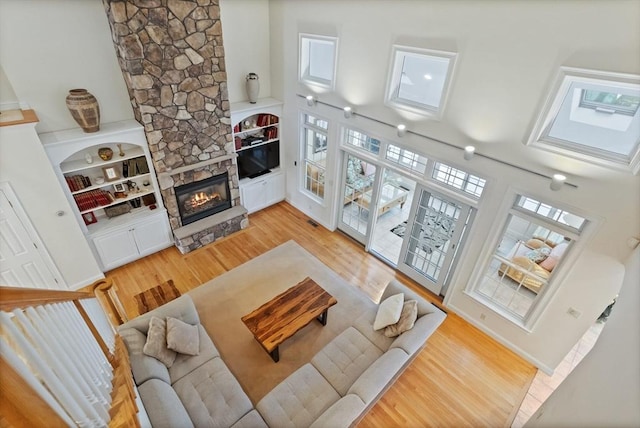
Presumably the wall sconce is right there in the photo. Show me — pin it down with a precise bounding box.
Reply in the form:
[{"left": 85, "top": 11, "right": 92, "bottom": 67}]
[
  {"left": 550, "top": 173, "right": 566, "bottom": 191},
  {"left": 397, "top": 124, "right": 407, "bottom": 137},
  {"left": 306, "top": 95, "right": 316, "bottom": 106},
  {"left": 464, "top": 146, "right": 475, "bottom": 161},
  {"left": 343, "top": 106, "right": 353, "bottom": 118}
]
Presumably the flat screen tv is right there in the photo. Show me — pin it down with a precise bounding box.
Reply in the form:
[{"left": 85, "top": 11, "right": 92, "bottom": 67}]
[{"left": 237, "top": 141, "right": 280, "bottom": 179}]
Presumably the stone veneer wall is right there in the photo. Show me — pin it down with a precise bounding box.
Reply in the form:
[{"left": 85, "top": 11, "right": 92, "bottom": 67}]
[{"left": 102, "top": 0, "right": 242, "bottom": 233}]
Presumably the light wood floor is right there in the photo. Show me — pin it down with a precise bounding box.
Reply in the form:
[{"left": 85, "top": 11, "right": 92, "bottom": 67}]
[{"left": 105, "top": 201, "right": 536, "bottom": 427}]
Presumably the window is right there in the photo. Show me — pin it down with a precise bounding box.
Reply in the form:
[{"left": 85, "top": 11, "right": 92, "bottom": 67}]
[
  {"left": 344, "top": 128, "right": 380, "bottom": 155},
  {"left": 472, "top": 195, "right": 585, "bottom": 323},
  {"left": 432, "top": 162, "right": 486, "bottom": 198},
  {"left": 527, "top": 67, "right": 640, "bottom": 173},
  {"left": 385, "top": 45, "right": 456, "bottom": 117},
  {"left": 301, "top": 113, "right": 329, "bottom": 199},
  {"left": 299, "top": 34, "right": 338, "bottom": 89},
  {"left": 385, "top": 144, "right": 428, "bottom": 176}
]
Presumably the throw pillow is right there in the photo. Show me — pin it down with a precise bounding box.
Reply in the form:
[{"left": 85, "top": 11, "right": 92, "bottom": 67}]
[
  {"left": 373, "top": 293, "right": 404, "bottom": 331},
  {"left": 143, "top": 316, "right": 177, "bottom": 368},
  {"left": 526, "top": 246, "right": 551, "bottom": 263},
  {"left": 384, "top": 300, "right": 418, "bottom": 338},
  {"left": 166, "top": 317, "right": 200, "bottom": 356}
]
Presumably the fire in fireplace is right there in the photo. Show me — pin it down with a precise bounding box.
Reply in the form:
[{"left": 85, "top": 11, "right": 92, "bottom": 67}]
[{"left": 175, "top": 173, "right": 232, "bottom": 225}]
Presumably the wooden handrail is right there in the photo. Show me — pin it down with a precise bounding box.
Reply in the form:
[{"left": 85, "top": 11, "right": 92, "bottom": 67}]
[{"left": 0, "top": 286, "right": 94, "bottom": 312}]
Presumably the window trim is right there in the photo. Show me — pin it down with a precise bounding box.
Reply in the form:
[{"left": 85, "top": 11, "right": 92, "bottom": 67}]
[
  {"left": 384, "top": 44, "right": 457, "bottom": 118},
  {"left": 300, "top": 111, "right": 330, "bottom": 202},
  {"left": 526, "top": 66, "right": 640, "bottom": 174},
  {"left": 299, "top": 33, "right": 338, "bottom": 90}
]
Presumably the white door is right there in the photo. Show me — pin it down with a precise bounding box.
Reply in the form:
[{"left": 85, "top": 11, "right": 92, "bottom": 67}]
[
  {"left": 0, "top": 188, "right": 62, "bottom": 289},
  {"left": 338, "top": 153, "right": 379, "bottom": 245},
  {"left": 398, "top": 186, "right": 472, "bottom": 295}
]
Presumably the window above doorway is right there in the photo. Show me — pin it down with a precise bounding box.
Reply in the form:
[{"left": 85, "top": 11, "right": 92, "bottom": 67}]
[
  {"left": 299, "top": 34, "right": 338, "bottom": 89},
  {"left": 385, "top": 45, "right": 457, "bottom": 118},
  {"left": 527, "top": 67, "right": 640, "bottom": 174}
]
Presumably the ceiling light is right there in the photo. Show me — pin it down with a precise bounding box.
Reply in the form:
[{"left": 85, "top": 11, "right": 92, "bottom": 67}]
[
  {"left": 306, "top": 95, "right": 316, "bottom": 106},
  {"left": 397, "top": 124, "right": 407, "bottom": 137},
  {"left": 464, "top": 146, "right": 475, "bottom": 161},
  {"left": 424, "top": 74, "right": 433, "bottom": 80},
  {"left": 343, "top": 106, "right": 353, "bottom": 118},
  {"left": 550, "top": 173, "right": 567, "bottom": 191}
]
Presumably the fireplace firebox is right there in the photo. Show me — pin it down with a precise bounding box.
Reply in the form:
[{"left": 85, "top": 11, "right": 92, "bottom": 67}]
[{"left": 175, "top": 173, "right": 232, "bottom": 225}]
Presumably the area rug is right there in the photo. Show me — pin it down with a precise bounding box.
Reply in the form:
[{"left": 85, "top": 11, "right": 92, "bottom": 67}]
[
  {"left": 390, "top": 214, "right": 454, "bottom": 254},
  {"left": 134, "top": 279, "right": 180, "bottom": 315},
  {"left": 187, "top": 240, "right": 379, "bottom": 403}
]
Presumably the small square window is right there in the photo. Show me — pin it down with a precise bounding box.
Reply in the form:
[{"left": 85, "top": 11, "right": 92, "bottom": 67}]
[
  {"left": 527, "top": 67, "right": 640, "bottom": 174},
  {"left": 299, "top": 34, "right": 338, "bottom": 89},
  {"left": 385, "top": 45, "right": 456, "bottom": 118}
]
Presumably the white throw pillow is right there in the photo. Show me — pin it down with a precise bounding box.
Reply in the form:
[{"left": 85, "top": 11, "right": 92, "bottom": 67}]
[
  {"left": 373, "top": 293, "right": 404, "bottom": 331},
  {"left": 143, "top": 316, "right": 177, "bottom": 367},
  {"left": 166, "top": 317, "right": 200, "bottom": 356}
]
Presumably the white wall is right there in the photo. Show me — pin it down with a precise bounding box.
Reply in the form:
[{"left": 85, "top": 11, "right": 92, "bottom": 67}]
[
  {"left": 220, "top": 0, "right": 272, "bottom": 103},
  {"left": 269, "top": 0, "right": 640, "bottom": 372},
  {"left": 0, "top": 0, "right": 133, "bottom": 134},
  {"left": 0, "top": 124, "right": 104, "bottom": 289},
  {"left": 0, "top": 64, "right": 18, "bottom": 109},
  {"left": 527, "top": 247, "right": 640, "bottom": 427}
]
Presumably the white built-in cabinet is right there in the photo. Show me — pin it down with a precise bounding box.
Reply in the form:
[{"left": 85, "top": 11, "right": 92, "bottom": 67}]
[
  {"left": 231, "top": 98, "right": 285, "bottom": 214},
  {"left": 41, "top": 120, "right": 172, "bottom": 272}
]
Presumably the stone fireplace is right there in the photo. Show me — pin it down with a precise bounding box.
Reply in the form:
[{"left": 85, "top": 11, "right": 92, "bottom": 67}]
[{"left": 102, "top": 0, "right": 248, "bottom": 253}]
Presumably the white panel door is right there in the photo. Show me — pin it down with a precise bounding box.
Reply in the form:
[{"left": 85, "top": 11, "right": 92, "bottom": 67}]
[{"left": 0, "top": 189, "right": 60, "bottom": 288}]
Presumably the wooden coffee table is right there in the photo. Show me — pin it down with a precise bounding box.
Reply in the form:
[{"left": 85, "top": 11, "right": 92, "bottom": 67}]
[{"left": 241, "top": 277, "right": 337, "bottom": 362}]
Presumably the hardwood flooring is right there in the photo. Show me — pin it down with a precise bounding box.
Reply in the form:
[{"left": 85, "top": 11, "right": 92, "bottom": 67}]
[{"left": 105, "top": 201, "right": 536, "bottom": 427}]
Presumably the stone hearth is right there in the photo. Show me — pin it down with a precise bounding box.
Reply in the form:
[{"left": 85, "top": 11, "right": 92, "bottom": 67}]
[{"left": 103, "top": 0, "right": 247, "bottom": 252}]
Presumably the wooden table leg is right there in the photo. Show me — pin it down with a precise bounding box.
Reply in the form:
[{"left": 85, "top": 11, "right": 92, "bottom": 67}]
[{"left": 269, "top": 346, "right": 279, "bottom": 363}]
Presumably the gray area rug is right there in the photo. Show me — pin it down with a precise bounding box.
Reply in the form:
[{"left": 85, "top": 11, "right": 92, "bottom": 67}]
[
  {"left": 390, "top": 214, "right": 454, "bottom": 254},
  {"left": 188, "top": 240, "right": 379, "bottom": 403}
]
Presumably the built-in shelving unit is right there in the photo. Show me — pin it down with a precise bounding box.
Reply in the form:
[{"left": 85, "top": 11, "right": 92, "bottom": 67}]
[
  {"left": 231, "top": 98, "right": 285, "bottom": 213},
  {"left": 41, "top": 120, "right": 173, "bottom": 271}
]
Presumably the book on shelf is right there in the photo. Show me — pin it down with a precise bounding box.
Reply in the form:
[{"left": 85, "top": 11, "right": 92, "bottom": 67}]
[{"left": 65, "top": 174, "right": 91, "bottom": 192}]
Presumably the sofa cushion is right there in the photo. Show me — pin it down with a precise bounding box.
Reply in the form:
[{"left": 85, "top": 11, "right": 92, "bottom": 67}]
[
  {"left": 384, "top": 300, "right": 418, "bottom": 338},
  {"left": 231, "top": 410, "right": 268, "bottom": 428},
  {"left": 347, "top": 348, "right": 410, "bottom": 405},
  {"left": 138, "top": 379, "right": 194, "bottom": 428},
  {"left": 311, "top": 327, "right": 383, "bottom": 396},
  {"left": 256, "top": 363, "right": 340, "bottom": 428},
  {"left": 143, "top": 316, "right": 177, "bottom": 368},
  {"left": 169, "top": 324, "right": 219, "bottom": 384},
  {"left": 373, "top": 293, "right": 404, "bottom": 330},
  {"left": 352, "top": 311, "right": 395, "bottom": 352},
  {"left": 119, "top": 294, "right": 200, "bottom": 335},
  {"left": 173, "top": 357, "right": 253, "bottom": 428},
  {"left": 166, "top": 317, "right": 200, "bottom": 356},
  {"left": 120, "top": 327, "right": 170, "bottom": 385},
  {"left": 309, "top": 394, "right": 366, "bottom": 428},
  {"left": 381, "top": 279, "right": 438, "bottom": 318}
]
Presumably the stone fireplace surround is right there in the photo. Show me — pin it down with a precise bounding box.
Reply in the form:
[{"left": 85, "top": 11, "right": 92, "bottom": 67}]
[{"left": 102, "top": 0, "right": 248, "bottom": 254}]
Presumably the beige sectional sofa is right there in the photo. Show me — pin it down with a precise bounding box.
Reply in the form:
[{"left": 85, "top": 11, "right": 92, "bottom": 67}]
[{"left": 119, "top": 279, "right": 446, "bottom": 427}]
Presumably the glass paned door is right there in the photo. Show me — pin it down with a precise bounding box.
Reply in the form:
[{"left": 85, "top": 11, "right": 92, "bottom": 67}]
[
  {"left": 338, "top": 153, "right": 377, "bottom": 244},
  {"left": 398, "top": 186, "right": 471, "bottom": 295}
]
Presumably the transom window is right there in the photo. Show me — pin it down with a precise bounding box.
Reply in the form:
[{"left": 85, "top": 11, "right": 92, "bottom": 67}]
[
  {"left": 301, "top": 113, "right": 329, "bottom": 200},
  {"left": 385, "top": 144, "right": 428, "bottom": 176},
  {"left": 385, "top": 45, "right": 456, "bottom": 117},
  {"left": 344, "top": 128, "right": 380, "bottom": 155},
  {"left": 527, "top": 67, "right": 640, "bottom": 173},
  {"left": 299, "top": 34, "right": 338, "bottom": 89},
  {"left": 471, "top": 194, "right": 586, "bottom": 324},
  {"left": 432, "top": 162, "right": 486, "bottom": 198}
]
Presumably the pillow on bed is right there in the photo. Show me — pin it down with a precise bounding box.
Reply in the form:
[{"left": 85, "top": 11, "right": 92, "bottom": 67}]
[{"left": 526, "top": 246, "right": 551, "bottom": 263}]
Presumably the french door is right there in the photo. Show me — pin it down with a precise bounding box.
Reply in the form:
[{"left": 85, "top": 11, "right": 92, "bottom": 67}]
[
  {"left": 337, "top": 153, "right": 378, "bottom": 244},
  {"left": 398, "top": 186, "right": 472, "bottom": 295}
]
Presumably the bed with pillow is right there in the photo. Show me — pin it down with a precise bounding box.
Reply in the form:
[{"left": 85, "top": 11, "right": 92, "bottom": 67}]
[{"left": 498, "top": 237, "right": 569, "bottom": 294}]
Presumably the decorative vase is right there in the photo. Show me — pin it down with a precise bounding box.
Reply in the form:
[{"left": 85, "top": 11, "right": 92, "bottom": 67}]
[
  {"left": 65, "top": 89, "right": 100, "bottom": 133},
  {"left": 246, "top": 73, "right": 260, "bottom": 104},
  {"left": 98, "top": 147, "right": 113, "bottom": 161}
]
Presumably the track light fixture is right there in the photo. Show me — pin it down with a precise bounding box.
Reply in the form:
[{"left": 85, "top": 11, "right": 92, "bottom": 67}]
[
  {"left": 306, "top": 95, "right": 316, "bottom": 106},
  {"left": 550, "top": 173, "right": 566, "bottom": 191},
  {"left": 343, "top": 106, "right": 353, "bottom": 118},
  {"left": 397, "top": 124, "right": 407, "bottom": 137},
  {"left": 464, "top": 146, "right": 475, "bottom": 161}
]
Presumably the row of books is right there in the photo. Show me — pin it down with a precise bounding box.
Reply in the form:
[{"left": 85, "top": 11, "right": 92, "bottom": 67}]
[
  {"left": 256, "top": 114, "right": 278, "bottom": 127},
  {"left": 73, "top": 189, "right": 114, "bottom": 212},
  {"left": 65, "top": 175, "right": 92, "bottom": 192}
]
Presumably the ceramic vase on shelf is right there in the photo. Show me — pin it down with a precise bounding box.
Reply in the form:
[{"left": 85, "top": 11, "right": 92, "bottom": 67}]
[
  {"left": 246, "top": 73, "right": 259, "bottom": 104},
  {"left": 65, "top": 89, "right": 100, "bottom": 133}
]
